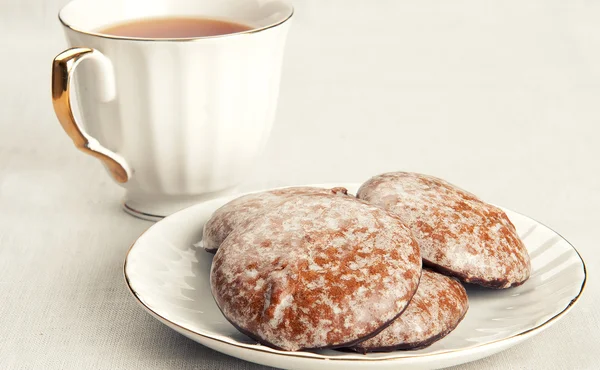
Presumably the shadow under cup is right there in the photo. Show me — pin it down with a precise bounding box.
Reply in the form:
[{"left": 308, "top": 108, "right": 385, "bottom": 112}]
[{"left": 53, "top": 0, "right": 293, "bottom": 221}]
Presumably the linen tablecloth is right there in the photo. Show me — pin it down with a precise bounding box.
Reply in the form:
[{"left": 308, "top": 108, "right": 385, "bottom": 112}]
[{"left": 1, "top": 1, "right": 598, "bottom": 368}]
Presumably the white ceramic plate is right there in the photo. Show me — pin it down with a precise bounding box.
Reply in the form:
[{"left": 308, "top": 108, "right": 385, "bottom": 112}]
[{"left": 124, "top": 184, "right": 586, "bottom": 370}]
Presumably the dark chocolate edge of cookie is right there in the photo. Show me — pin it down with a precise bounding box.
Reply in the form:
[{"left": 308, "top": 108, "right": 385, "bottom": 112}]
[
  {"left": 327, "top": 277, "right": 420, "bottom": 350},
  {"left": 221, "top": 298, "right": 415, "bottom": 352},
  {"left": 346, "top": 294, "right": 470, "bottom": 354},
  {"left": 423, "top": 259, "right": 527, "bottom": 289},
  {"left": 324, "top": 267, "right": 424, "bottom": 350},
  {"left": 211, "top": 269, "right": 422, "bottom": 352}
]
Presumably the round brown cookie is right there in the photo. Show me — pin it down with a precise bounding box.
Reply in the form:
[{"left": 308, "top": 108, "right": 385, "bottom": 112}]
[
  {"left": 210, "top": 194, "right": 422, "bottom": 351},
  {"left": 201, "top": 187, "right": 349, "bottom": 253},
  {"left": 357, "top": 172, "right": 530, "bottom": 289},
  {"left": 350, "top": 270, "right": 468, "bottom": 352}
]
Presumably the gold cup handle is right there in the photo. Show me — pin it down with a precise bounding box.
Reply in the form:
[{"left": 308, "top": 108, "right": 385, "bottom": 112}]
[{"left": 52, "top": 47, "right": 130, "bottom": 183}]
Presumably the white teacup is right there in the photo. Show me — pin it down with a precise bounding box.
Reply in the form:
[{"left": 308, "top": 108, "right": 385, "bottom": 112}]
[{"left": 52, "top": 0, "right": 293, "bottom": 220}]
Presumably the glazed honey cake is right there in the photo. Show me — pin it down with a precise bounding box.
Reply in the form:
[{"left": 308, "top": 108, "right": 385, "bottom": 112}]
[
  {"left": 210, "top": 194, "right": 422, "bottom": 351},
  {"left": 357, "top": 172, "right": 530, "bottom": 289}
]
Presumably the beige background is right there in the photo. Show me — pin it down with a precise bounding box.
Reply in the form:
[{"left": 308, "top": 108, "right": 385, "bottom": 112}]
[{"left": 0, "top": 0, "right": 598, "bottom": 369}]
